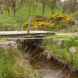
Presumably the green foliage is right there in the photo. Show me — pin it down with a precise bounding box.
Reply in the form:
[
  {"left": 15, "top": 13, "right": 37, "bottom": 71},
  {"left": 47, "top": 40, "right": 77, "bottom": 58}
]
[
  {"left": 0, "top": 0, "right": 76, "bottom": 31},
  {"left": 0, "top": 0, "right": 64, "bottom": 31},
  {"left": 43, "top": 35, "right": 78, "bottom": 70},
  {"left": 0, "top": 48, "right": 16, "bottom": 78},
  {"left": 0, "top": 47, "right": 41, "bottom": 78}
]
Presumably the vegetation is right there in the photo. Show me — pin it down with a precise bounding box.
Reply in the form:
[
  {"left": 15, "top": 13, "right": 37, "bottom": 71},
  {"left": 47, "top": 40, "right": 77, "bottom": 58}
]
[
  {"left": 0, "top": 0, "right": 78, "bottom": 78},
  {"left": 0, "top": 0, "right": 77, "bottom": 31},
  {"left": 43, "top": 35, "right": 78, "bottom": 70},
  {"left": 29, "top": 14, "right": 74, "bottom": 31},
  {"left": 0, "top": 43, "right": 41, "bottom": 78}
]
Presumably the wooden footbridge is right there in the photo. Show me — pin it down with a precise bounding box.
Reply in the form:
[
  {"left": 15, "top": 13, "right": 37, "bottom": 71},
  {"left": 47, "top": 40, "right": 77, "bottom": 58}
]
[
  {"left": 0, "top": 30, "right": 77, "bottom": 40},
  {"left": 0, "top": 16, "right": 78, "bottom": 39},
  {"left": 0, "top": 30, "right": 55, "bottom": 39},
  {"left": 0, "top": 17, "right": 55, "bottom": 39}
]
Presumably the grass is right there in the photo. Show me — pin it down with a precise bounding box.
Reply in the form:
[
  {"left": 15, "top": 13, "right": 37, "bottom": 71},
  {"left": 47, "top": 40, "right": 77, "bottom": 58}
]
[
  {"left": 0, "top": 4, "right": 65, "bottom": 31},
  {"left": 43, "top": 35, "right": 78, "bottom": 70},
  {"left": 0, "top": 4, "right": 50, "bottom": 30},
  {"left": 0, "top": 43, "right": 41, "bottom": 78}
]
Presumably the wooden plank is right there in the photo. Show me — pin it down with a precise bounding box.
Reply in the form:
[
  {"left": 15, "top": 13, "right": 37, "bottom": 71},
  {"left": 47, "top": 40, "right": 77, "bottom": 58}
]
[
  {"left": 0, "top": 31, "right": 77, "bottom": 37},
  {"left": 0, "top": 31, "right": 55, "bottom": 35}
]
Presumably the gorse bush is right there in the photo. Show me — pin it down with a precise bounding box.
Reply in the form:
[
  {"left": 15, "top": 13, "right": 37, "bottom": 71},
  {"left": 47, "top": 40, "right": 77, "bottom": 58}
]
[{"left": 25, "top": 14, "right": 74, "bottom": 31}]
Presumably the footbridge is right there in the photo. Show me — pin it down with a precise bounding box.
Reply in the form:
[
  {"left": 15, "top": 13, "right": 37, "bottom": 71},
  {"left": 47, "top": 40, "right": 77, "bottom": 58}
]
[
  {"left": 0, "top": 31, "right": 77, "bottom": 38},
  {"left": 0, "top": 30, "right": 55, "bottom": 39}
]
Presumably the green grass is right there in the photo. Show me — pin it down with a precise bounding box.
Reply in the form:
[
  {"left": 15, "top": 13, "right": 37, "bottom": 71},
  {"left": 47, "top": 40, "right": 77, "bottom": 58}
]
[
  {"left": 0, "top": 45, "right": 41, "bottom": 78},
  {"left": 43, "top": 35, "right": 78, "bottom": 70},
  {"left": 0, "top": 4, "right": 57, "bottom": 31}
]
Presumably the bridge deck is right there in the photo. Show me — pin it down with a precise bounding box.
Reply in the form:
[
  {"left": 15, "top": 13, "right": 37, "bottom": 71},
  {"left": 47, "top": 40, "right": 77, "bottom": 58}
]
[
  {"left": 0, "top": 31, "right": 55, "bottom": 35},
  {"left": 0, "top": 31, "right": 77, "bottom": 38}
]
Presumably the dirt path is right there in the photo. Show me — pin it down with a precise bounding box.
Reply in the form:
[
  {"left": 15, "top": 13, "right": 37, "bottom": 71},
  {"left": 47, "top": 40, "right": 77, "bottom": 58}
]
[
  {"left": 29, "top": 55, "right": 78, "bottom": 78},
  {"left": 29, "top": 55, "right": 64, "bottom": 78},
  {"left": 38, "top": 68, "right": 63, "bottom": 78}
]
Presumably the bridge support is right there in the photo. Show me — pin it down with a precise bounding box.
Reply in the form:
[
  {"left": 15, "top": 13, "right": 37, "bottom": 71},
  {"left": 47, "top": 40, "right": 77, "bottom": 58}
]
[{"left": 17, "top": 36, "right": 44, "bottom": 58}]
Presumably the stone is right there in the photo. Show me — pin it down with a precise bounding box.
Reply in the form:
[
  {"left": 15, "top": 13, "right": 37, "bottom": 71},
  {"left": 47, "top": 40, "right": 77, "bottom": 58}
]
[
  {"left": 69, "top": 47, "right": 77, "bottom": 54},
  {"left": 57, "top": 40, "right": 64, "bottom": 46}
]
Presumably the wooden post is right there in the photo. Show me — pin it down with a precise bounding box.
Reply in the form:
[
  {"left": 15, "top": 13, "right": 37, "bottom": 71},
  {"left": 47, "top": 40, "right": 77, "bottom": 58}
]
[{"left": 27, "top": 16, "right": 33, "bottom": 33}]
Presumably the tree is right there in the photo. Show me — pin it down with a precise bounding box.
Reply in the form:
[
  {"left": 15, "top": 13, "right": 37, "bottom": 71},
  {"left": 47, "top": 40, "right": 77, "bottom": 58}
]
[
  {"left": 0, "top": 0, "right": 16, "bottom": 16},
  {"left": 0, "top": 1, "right": 4, "bottom": 14},
  {"left": 11, "top": 0, "right": 16, "bottom": 16},
  {"left": 60, "top": 0, "right": 78, "bottom": 13}
]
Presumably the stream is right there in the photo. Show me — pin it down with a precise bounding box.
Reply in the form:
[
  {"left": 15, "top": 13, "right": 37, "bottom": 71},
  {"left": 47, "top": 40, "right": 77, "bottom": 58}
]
[
  {"left": 0, "top": 40, "right": 78, "bottom": 78},
  {"left": 21, "top": 39, "right": 78, "bottom": 78}
]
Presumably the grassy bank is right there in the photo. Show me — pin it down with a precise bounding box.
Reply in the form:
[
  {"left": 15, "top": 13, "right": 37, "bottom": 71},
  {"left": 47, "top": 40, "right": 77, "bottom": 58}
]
[
  {"left": 43, "top": 35, "right": 78, "bottom": 71},
  {"left": 0, "top": 42, "right": 41, "bottom": 78}
]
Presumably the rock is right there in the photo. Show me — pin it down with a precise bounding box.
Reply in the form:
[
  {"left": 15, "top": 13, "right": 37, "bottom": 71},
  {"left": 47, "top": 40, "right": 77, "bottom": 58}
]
[
  {"left": 57, "top": 40, "right": 64, "bottom": 46},
  {"left": 69, "top": 47, "right": 77, "bottom": 54},
  {"left": 43, "top": 50, "right": 52, "bottom": 60},
  {"left": 8, "top": 41, "right": 17, "bottom": 48},
  {"left": 0, "top": 41, "right": 17, "bottom": 48}
]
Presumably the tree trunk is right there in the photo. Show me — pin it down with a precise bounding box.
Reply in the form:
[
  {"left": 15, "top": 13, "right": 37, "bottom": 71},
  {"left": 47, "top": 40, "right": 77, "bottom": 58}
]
[{"left": 42, "top": 3, "right": 45, "bottom": 16}]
